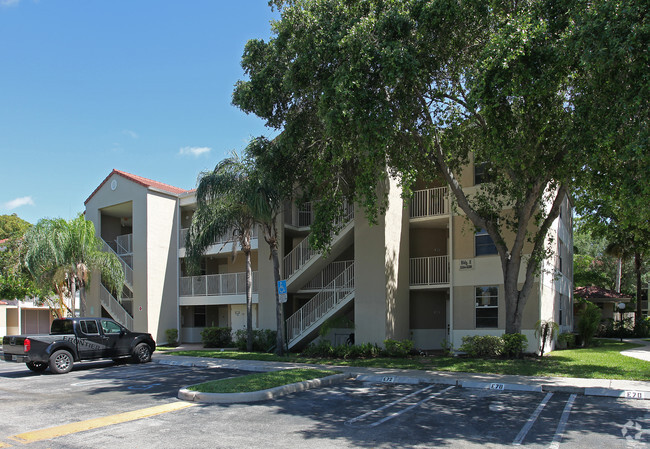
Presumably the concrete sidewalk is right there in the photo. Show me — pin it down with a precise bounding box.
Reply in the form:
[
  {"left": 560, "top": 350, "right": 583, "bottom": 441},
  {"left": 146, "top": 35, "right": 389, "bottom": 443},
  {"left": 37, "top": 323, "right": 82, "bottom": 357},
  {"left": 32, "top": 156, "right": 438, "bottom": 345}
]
[{"left": 155, "top": 339, "right": 650, "bottom": 402}]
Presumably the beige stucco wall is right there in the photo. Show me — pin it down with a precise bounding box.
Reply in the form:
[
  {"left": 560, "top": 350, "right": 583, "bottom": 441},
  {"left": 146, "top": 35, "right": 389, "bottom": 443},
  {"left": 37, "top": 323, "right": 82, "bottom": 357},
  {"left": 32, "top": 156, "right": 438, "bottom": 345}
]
[
  {"left": 354, "top": 177, "right": 410, "bottom": 346},
  {"left": 85, "top": 173, "right": 148, "bottom": 328},
  {"left": 146, "top": 192, "right": 179, "bottom": 343}
]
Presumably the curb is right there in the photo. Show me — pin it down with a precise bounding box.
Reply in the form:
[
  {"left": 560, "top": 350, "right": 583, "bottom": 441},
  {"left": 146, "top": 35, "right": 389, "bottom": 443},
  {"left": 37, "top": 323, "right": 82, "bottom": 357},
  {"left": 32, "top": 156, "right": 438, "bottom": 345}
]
[{"left": 178, "top": 372, "right": 351, "bottom": 403}]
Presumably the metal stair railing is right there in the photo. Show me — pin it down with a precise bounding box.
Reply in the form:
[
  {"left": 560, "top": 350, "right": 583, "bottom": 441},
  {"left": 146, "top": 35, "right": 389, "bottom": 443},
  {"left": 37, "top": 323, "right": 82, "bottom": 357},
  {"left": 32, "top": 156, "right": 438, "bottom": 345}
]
[
  {"left": 286, "top": 263, "right": 354, "bottom": 344},
  {"left": 101, "top": 238, "right": 134, "bottom": 288},
  {"left": 282, "top": 203, "right": 354, "bottom": 279},
  {"left": 99, "top": 284, "right": 134, "bottom": 330}
]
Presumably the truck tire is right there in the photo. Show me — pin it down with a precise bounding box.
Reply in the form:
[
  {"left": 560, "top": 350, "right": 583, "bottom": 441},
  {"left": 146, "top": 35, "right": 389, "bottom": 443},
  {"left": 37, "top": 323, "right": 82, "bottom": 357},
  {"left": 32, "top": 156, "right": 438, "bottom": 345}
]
[
  {"left": 132, "top": 343, "right": 152, "bottom": 364},
  {"left": 49, "top": 350, "right": 73, "bottom": 374},
  {"left": 26, "top": 361, "right": 48, "bottom": 373}
]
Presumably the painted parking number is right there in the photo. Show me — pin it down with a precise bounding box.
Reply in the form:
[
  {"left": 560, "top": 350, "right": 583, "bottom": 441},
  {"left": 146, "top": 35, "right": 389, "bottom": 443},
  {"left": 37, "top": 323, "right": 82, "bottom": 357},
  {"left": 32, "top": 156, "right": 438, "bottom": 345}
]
[
  {"left": 490, "top": 383, "right": 505, "bottom": 390},
  {"left": 625, "top": 391, "right": 644, "bottom": 400},
  {"left": 382, "top": 376, "right": 396, "bottom": 383},
  {"left": 128, "top": 383, "right": 162, "bottom": 391}
]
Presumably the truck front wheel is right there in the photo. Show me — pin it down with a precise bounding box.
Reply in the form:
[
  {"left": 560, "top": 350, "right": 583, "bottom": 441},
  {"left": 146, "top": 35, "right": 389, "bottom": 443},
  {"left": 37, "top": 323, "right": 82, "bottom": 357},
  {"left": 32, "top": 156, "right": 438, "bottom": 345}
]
[
  {"left": 132, "top": 343, "right": 152, "bottom": 363},
  {"left": 26, "top": 361, "right": 48, "bottom": 373},
  {"left": 49, "top": 350, "right": 73, "bottom": 374}
]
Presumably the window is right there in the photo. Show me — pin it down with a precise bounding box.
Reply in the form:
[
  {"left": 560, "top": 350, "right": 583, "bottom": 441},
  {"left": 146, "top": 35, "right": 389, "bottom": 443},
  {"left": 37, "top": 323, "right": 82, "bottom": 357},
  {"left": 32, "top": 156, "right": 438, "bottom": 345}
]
[
  {"left": 80, "top": 320, "right": 99, "bottom": 335},
  {"left": 475, "top": 286, "right": 499, "bottom": 328},
  {"left": 475, "top": 229, "right": 497, "bottom": 256},
  {"left": 101, "top": 320, "right": 123, "bottom": 334},
  {"left": 194, "top": 306, "right": 206, "bottom": 327},
  {"left": 474, "top": 162, "right": 493, "bottom": 185}
]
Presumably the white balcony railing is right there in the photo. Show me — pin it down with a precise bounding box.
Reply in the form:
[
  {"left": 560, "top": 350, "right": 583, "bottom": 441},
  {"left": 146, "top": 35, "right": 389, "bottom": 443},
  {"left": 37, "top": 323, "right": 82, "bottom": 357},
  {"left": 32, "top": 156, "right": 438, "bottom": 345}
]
[
  {"left": 179, "top": 272, "right": 258, "bottom": 297},
  {"left": 286, "top": 263, "right": 355, "bottom": 343},
  {"left": 283, "top": 203, "right": 354, "bottom": 279},
  {"left": 410, "top": 255, "right": 450, "bottom": 286},
  {"left": 410, "top": 187, "right": 449, "bottom": 218},
  {"left": 179, "top": 227, "right": 258, "bottom": 250}
]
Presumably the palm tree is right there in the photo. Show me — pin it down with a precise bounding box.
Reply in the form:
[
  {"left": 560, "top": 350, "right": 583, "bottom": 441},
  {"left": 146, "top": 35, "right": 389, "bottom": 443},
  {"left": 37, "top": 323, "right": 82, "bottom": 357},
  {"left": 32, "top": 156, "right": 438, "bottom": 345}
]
[
  {"left": 249, "top": 159, "right": 287, "bottom": 355},
  {"left": 187, "top": 154, "right": 258, "bottom": 352},
  {"left": 23, "top": 215, "right": 124, "bottom": 317}
]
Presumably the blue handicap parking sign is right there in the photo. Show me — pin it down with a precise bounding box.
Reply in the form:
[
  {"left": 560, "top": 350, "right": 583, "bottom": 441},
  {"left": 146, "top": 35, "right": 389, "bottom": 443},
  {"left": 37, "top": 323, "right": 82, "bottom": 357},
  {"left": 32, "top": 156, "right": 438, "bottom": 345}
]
[{"left": 277, "top": 280, "right": 287, "bottom": 295}]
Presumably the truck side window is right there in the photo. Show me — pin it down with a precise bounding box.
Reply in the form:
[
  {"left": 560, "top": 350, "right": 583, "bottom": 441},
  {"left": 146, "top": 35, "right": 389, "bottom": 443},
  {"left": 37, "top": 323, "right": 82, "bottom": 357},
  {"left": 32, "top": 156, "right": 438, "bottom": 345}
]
[
  {"left": 80, "top": 320, "right": 99, "bottom": 335},
  {"left": 101, "top": 320, "right": 122, "bottom": 334},
  {"left": 51, "top": 320, "right": 74, "bottom": 334}
]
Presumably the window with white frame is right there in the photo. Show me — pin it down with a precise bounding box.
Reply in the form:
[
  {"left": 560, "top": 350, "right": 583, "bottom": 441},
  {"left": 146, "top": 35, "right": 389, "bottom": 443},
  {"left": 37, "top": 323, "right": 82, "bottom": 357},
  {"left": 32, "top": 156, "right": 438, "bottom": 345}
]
[
  {"left": 475, "top": 228, "right": 498, "bottom": 256},
  {"left": 475, "top": 286, "right": 499, "bottom": 328}
]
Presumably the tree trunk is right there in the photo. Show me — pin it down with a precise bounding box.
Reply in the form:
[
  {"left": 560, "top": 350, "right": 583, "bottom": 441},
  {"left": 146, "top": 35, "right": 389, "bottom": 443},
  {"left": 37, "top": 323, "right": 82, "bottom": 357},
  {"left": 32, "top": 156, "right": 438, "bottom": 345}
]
[
  {"left": 245, "top": 248, "right": 253, "bottom": 352},
  {"left": 271, "top": 245, "right": 285, "bottom": 355},
  {"left": 79, "top": 281, "right": 87, "bottom": 317},
  {"left": 503, "top": 258, "right": 526, "bottom": 335},
  {"left": 69, "top": 277, "right": 76, "bottom": 317},
  {"left": 616, "top": 257, "right": 622, "bottom": 293}
]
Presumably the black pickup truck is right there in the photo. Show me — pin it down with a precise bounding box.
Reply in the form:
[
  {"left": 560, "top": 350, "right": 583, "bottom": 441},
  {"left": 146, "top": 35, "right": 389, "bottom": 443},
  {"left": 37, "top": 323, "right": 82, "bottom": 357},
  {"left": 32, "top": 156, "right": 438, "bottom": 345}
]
[{"left": 2, "top": 317, "right": 156, "bottom": 374}]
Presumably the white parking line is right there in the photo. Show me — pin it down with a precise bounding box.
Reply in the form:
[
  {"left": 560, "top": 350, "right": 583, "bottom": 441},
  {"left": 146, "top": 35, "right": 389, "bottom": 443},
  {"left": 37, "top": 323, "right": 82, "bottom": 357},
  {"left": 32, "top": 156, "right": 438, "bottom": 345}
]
[
  {"left": 513, "top": 392, "right": 554, "bottom": 445},
  {"left": 345, "top": 384, "right": 437, "bottom": 426},
  {"left": 549, "top": 394, "right": 577, "bottom": 449},
  {"left": 345, "top": 385, "right": 455, "bottom": 428},
  {"left": 369, "top": 386, "right": 455, "bottom": 427}
]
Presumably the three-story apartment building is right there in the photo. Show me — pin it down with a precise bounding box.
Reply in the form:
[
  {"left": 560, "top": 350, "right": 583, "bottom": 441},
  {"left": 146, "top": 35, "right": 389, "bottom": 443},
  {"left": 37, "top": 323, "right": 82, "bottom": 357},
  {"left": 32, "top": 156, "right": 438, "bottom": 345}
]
[{"left": 84, "top": 167, "right": 573, "bottom": 353}]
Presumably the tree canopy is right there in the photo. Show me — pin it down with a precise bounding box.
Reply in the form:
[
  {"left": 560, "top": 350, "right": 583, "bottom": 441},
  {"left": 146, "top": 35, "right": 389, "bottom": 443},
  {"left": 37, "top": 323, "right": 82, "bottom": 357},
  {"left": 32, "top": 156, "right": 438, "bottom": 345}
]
[
  {"left": 0, "top": 214, "right": 32, "bottom": 240},
  {"left": 23, "top": 215, "right": 124, "bottom": 317},
  {"left": 234, "top": 0, "right": 629, "bottom": 333}
]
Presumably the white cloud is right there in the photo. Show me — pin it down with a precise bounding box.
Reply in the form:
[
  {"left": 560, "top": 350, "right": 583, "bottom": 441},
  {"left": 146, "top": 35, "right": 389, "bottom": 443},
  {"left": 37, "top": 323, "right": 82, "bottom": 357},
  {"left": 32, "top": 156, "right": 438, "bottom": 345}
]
[
  {"left": 179, "top": 146, "right": 211, "bottom": 157},
  {"left": 0, "top": 0, "right": 21, "bottom": 7},
  {"left": 4, "top": 196, "right": 34, "bottom": 210},
  {"left": 123, "top": 129, "right": 139, "bottom": 139}
]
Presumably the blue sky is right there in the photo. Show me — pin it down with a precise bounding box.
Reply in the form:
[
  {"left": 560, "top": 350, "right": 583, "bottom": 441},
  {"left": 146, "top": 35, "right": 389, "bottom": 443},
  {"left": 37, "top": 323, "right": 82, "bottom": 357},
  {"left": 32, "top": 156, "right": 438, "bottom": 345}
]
[{"left": 0, "top": 0, "right": 279, "bottom": 224}]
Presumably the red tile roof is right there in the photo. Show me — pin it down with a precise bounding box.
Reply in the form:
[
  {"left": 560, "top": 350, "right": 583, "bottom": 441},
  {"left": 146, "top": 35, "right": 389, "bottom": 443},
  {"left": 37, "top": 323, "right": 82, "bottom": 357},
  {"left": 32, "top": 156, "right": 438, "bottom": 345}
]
[
  {"left": 85, "top": 169, "right": 190, "bottom": 205},
  {"left": 574, "top": 285, "right": 632, "bottom": 301}
]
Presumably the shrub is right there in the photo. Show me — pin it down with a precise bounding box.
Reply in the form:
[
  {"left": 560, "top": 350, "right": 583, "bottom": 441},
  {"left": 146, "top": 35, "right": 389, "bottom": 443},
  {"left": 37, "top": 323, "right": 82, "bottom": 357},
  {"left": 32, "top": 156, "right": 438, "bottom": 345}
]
[
  {"left": 634, "top": 317, "right": 650, "bottom": 338},
  {"left": 502, "top": 333, "right": 528, "bottom": 358},
  {"left": 577, "top": 302, "right": 602, "bottom": 347},
  {"left": 460, "top": 335, "right": 504, "bottom": 358},
  {"left": 165, "top": 328, "right": 179, "bottom": 347},
  {"left": 301, "top": 341, "right": 381, "bottom": 359},
  {"left": 233, "top": 329, "right": 277, "bottom": 352},
  {"left": 556, "top": 332, "right": 576, "bottom": 349},
  {"left": 383, "top": 339, "right": 414, "bottom": 357},
  {"left": 201, "top": 327, "right": 233, "bottom": 348},
  {"left": 301, "top": 340, "right": 333, "bottom": 357},
  {"left": 440, "top": 338, "right": 454, "bottom": 356}
]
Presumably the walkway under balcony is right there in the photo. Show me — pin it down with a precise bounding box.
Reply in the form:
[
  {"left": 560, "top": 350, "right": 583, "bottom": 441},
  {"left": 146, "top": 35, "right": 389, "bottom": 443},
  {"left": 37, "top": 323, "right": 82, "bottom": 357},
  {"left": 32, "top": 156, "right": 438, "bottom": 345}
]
[{"left": 179, "top": 272, "right": 259, "bottom": 306}]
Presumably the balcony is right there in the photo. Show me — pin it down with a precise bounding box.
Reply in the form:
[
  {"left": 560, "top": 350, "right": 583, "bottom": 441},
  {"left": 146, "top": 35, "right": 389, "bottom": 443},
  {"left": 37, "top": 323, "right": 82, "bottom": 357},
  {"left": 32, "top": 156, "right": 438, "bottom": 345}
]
[
  {"left": 178, "top": 227, "right": 258, "bottom": 254},
  {"left": 410, "top": 187, "right": 449, "bottom": 219},
  {"left": 180, "top": 272, "right": 259, "bottom": 298},
  {"left": 410, "top": 255, "right": 450, "bottom": 287}
]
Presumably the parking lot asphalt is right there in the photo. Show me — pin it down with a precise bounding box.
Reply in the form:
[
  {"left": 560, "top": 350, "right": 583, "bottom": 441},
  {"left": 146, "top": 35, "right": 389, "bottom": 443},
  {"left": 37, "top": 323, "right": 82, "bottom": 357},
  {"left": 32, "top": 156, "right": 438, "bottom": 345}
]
[
  {"left": 156, "top": 338, "right": 650, "bottom": 403},
  {"left": 1, "top": 355, "right": 649, "bottom": 448}
]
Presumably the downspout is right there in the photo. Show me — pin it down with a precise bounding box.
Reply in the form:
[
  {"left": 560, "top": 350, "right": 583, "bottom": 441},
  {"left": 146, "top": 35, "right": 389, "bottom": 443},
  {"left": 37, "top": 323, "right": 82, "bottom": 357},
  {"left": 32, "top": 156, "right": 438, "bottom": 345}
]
[
  {"left": 176, "top": 197, "right": 181, "bottom": 344},
  {"left": 448, "top": 191, "right": 454, "bottom": 348}
]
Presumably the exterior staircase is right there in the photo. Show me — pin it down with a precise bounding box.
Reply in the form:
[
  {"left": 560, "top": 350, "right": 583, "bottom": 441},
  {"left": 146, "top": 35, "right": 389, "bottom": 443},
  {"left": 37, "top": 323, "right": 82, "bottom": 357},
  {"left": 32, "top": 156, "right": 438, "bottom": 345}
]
[
  {"left": 283, "top": 205, "right": 354, "bottom": 292},
  {"left": 100, "top": 235, "right": 135, "bottom": 329},
  {"left": 286, "top": 262, "right": 355, "bottom": 350}
]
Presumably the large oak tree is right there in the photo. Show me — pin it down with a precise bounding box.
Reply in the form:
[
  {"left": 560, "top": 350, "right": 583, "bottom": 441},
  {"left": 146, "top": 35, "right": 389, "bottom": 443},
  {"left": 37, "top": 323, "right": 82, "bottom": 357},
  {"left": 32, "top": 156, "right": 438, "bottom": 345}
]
[{"left": 233, "top": 0, "right": 645, "bottom": 334}]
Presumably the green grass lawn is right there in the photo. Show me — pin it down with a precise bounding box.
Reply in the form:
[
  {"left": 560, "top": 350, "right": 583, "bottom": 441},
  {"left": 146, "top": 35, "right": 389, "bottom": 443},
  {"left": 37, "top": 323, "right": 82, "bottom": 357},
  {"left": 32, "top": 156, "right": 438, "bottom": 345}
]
[
  {"left": 161, "top": 339, "right": 650, "bottom": 381},
  {"left": 188, "top": 368, "right": 338, "bottom": 393}
]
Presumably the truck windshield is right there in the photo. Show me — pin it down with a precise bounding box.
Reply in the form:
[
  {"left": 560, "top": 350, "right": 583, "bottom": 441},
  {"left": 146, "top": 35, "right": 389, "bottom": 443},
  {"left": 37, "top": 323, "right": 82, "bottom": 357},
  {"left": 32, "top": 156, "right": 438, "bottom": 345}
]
[{"left": 51, "top": 320, "right": 74, "bottom": 334}]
